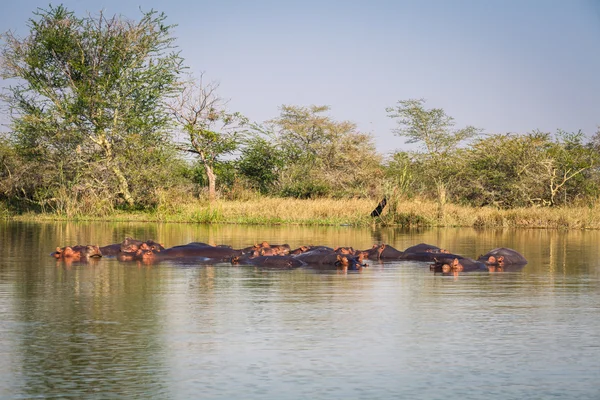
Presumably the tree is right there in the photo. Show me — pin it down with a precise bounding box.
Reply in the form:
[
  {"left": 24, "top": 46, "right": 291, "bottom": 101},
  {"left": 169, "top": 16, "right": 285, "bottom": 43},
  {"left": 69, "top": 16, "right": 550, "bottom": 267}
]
[
  {"left": 237, "top": 137, "right": 283, "bottom": 194},
  {"left": 386, "top": 99, "right": 480, "bottom": 158},
  {"left": 386, "top": 99, "right": 481, "bottom": 210},
  {"left": 0, "top": 5, "right": 184, "bottom": 207},
  {"left": 168, "top": 76, "right": 248, "bottom": 202},
  {"left": 269, "top": 105, "right": 382, "bottom": 198},
  {"left": 544, "top": 130, "right": 597, "bottom": 206}
]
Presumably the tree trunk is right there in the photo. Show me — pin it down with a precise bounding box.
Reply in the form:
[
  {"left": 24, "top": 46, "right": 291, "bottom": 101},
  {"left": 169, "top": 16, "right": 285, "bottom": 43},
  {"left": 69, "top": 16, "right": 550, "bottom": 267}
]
[
  {"left": 205, "top": 164, "right": 216, "bottom": 202},
  {"left": 112, "top": 164, "right": 134, "bottom": 206},
  {"left": 436, "top": 180, "right": 447, "bottom": 220},
  {"left": 98, "top": 134, "right": 134, "bottom": 207}
]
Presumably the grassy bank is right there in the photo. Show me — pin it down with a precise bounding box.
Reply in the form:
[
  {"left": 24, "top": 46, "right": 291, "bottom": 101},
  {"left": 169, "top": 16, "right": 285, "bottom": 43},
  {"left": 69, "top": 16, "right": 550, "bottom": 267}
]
[{"left": 5, "top": 197, "right": 600, "bottom": 229}]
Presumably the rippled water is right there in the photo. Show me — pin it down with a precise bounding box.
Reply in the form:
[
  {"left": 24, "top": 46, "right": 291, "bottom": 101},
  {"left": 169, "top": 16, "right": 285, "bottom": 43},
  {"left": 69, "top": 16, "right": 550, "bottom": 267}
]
[{"left": 0, "top": 221, "right": 599, "bottom": 399}]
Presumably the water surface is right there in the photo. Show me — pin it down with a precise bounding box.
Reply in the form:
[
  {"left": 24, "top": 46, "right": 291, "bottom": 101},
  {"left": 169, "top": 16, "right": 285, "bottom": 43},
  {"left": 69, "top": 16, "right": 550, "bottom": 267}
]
[{"left": 0, "top": 221, "right": 599, "bottom": 399}]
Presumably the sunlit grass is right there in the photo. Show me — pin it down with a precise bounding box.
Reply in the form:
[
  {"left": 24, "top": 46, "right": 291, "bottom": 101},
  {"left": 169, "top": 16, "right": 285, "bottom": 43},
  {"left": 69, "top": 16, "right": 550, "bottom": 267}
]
[{"left": 8, "top": 196, "right": 600, "bottom": 229}]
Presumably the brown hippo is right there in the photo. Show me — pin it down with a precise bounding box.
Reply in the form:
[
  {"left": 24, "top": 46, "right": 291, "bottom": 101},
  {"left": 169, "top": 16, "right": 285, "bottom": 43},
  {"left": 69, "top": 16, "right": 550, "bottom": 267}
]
[
  {"left": 477, "top": 248, "right": 527, "bottom": 267},
  {"left": 99, "top": 243, "right": 122, "bottom": 257},
  {"left": 357, "top": 244, "right": 386, "bottom": 260},
  {"left": 231, "top": 255, "right": 305, "bottom": 269},
  {"left": 123, "top": 243, "right": 243, "bottom": 264},
  {"left": 430, "top": 256, "right": 488, "bottom": 274},
  {"left": 52, "top": 245, "right": 102, "bottom": 261},
  {"left": 290, "top": 245, "right": 311, "bottom": 255},
  {"left": 241, "top": 241, "right": 291, "bottom": 255},
  {"left": 359, "top": 244, "right": 405, "bottom": 260},
  {"left": 294, "top": 249, "right": 366, "bottom": 270},
  {"left": 119, "top": 237, "right": 165, "bottom": 254},
  {"left": 403, "top": 243, "right": 450, "bottom": 254},
  {"left": 100, "top": 238, "right": 165, "bottom": 257},
  {"left": 400, "top": 251, "right": 465, "bottom": 262}
]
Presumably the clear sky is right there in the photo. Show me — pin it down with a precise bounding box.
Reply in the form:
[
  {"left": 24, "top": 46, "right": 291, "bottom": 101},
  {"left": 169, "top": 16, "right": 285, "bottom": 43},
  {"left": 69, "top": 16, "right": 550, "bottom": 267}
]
[{"left": 1, "top": 0, "right": 599, "bottom": 154}]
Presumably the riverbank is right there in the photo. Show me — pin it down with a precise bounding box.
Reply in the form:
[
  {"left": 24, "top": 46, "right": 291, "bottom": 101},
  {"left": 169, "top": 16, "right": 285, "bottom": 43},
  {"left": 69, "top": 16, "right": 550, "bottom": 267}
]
[{"left": 5, "top": 197, "right": 600, "bottom": 229}]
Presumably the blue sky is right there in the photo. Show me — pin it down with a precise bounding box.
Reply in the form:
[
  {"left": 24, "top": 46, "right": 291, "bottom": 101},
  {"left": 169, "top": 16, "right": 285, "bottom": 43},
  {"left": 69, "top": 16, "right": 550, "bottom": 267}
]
[{"left": 1, "top": 0, "right": 599, "bottom": 154}]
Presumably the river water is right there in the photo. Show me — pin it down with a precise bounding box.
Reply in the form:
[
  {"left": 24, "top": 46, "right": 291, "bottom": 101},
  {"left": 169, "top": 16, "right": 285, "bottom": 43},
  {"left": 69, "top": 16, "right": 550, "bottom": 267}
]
[{"left": 0, "top": 221, "right": 599, "bottom": 399}]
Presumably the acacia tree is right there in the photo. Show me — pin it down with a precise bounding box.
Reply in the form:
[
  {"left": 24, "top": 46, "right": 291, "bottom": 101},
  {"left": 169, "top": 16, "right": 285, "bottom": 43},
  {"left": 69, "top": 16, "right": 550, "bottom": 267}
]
[
  {"left": 169, "top": 76, "right": 248, "bottom": 202},
  {"left": 0, "top": 5, "right": 183, "bottom": 207},
  {"left": 543, "top": 130, "right": 597, "bottom": 206},
  {"left": 269, "top": 105, "right": 382, "bottom": 198},
  {"left": 386, "top": 99, "right": 481, "bottom": 210}
]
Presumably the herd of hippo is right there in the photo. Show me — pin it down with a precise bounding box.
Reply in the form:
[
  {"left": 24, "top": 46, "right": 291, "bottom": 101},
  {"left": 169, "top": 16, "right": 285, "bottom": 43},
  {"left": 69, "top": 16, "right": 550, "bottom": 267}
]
[{"left": 51, "top": 238, "right": 528, "bottom": 274}]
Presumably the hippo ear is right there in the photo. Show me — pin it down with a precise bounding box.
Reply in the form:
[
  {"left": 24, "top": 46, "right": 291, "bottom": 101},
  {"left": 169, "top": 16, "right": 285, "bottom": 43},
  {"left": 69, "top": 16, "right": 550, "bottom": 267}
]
[
  {"left": 498, "top": 256, "right": 504, "bottom": 262},
  {"left": 453, "top": 258, "right": 459, "bottom": 267},
  {"left": 64, "top": 247, "right": 74, "bottom": 256},
  {"left": 56, "top": 247, "right": 62, "bottom": 253}
]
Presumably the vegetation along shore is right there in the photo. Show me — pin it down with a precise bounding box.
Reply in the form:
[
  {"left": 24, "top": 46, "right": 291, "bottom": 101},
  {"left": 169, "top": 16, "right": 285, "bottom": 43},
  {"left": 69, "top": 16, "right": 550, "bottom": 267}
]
[{"left": 1, "top": 6, "right": 598, "bottom": 228}]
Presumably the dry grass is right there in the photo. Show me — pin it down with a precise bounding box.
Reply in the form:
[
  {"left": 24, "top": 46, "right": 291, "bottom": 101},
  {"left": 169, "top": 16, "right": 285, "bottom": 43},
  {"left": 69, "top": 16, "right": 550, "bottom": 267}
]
[{"left": 9, "top": 196, "right": 600, "bottom": 229}]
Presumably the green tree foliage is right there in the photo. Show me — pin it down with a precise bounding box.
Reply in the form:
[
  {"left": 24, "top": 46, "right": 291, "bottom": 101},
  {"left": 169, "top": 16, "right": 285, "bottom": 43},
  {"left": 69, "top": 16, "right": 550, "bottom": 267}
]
[
  {"left": 454, "top": 132, "right": 550, "bottom": 207},
  {"left": 386, "top": 99, "right": 481, "bottom": 210},
  {"left": 169, "top": 77, "right": 247, "bottom": 201},
  {"left": 237, "top": 137, "right": 283, "bottom": 194},
  {"left": 386, "top": 99, "right": 480, "bottom": 158},
  {"left": 269, "top": 105, "right": 382, "bottom": 198},
  {"left": 0, "top": 5, "right": 184, "bottom": 210},
  {"left": 390, "top": 130, "right": 599, "bottom": 208}
]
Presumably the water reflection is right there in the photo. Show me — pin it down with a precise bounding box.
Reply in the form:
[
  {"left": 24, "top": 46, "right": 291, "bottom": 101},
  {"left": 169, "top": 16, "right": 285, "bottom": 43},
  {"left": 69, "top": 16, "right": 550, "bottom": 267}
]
[{"left": 0, "top": 221, "right": 599, "bottom": 399}]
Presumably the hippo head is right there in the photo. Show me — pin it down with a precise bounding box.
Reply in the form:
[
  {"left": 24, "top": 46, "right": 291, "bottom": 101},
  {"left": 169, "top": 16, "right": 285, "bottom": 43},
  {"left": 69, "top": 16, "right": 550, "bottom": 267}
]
[
  {"left": 145, "top": 240, "right": 165, "bottom": 252},
  {"left": 120, "top": 237, "right": 144, "bottom": 253},
  {"left": 334, "top": 255, "right": 349, "bottom": 267},
  {"left": 54, "top": 245, "right": 102, "bottom": 260}
]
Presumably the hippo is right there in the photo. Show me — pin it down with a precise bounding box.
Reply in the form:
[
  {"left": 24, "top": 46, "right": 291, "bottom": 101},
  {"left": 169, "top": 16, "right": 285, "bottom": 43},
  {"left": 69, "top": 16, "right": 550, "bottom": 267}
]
[
  {"left": 52, "top": 245, "right": 102, "bottom": 261},
  {"left": 294, "top": 249, "right": 366, "bottom": 270},
  {"left": 403, "top": 243, "right": 450, "bottom": 254},
  {"left": 290, "top": 245, "right": 311, "bottom": 255},
  {"left": 100, "top": 238, "right": 165, "bottom": 257},
  {"left": 477, "top": 248, "right": 527, "bottom": 267},
  {"left": 241, "top": 241, "right": 291, "bottom": 255},
  {"left": 430, "top": 256, "right": 488, "bottom": 274},
  {"left": 119, "top": 237, "right": 165, "bottom": 253},
  {"left": 231, "top": 255, "right": 305, "bottom": 269},
  {"left": 334, "top": 246, "right": 357, "bottom": 255},
  {"left": 358, "top": 244, "right": 405, "bottom": 260},
  {"left": 400, "top": 251, "right": 465, "bottom": 262},
  {"left": 99, "top": 243, "right": 122, "bottom": 256},
  {"left": 121, "top": 243, "right": 243, "bottom": 264}
]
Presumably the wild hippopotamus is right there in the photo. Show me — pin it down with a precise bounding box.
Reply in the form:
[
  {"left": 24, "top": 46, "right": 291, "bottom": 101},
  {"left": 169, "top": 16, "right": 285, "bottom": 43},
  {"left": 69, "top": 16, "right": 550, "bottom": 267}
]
[
  {"left": 357, "top": 244, "right": 405, "bottom": 260},
  {"left": 100, "top": 238, "right": 165, "bottom": 257},
  {"left": 400, "top": 251, "right": 465, "bottom": 262},
  {"left": 119, "top": 237, "right": 165, "bottom": 253},
  {"left": 241, "top": 241, "right": 292, "bottom": 256},
  {"left": 52, "top": 245, "right": 102, "bottom": 261},
  {"left": 293, "top": 249, "right": 366, "bottom": 270},
  {"left": 477, "top": 248, "right": 527, "bottom": 267},
  {"left": 403, "top": 243, "right": 450, "bottom": 254},
  {"left": 430, "top": 256, "right": 488, "bottom": 274},
  {"left": 121, "top": 243, "right": 243, "bottom": 264},
  {"left": 231, "top": 255, "right": 306, "bottom": 269}
]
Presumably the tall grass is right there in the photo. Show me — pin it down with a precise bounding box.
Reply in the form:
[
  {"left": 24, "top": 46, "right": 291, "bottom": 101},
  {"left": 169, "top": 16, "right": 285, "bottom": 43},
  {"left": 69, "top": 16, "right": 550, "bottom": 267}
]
[{"left": 10, "top": 194, "right": 600, "bottom": 229}]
